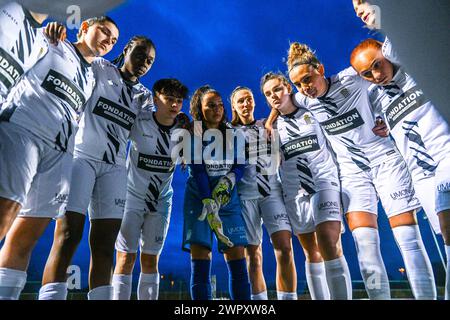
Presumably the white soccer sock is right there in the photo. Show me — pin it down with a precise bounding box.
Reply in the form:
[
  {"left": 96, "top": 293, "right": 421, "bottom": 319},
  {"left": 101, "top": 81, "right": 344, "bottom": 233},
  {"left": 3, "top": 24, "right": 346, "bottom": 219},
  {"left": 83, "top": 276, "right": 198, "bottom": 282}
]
[
  {"left": 0, "top": 267, "right": 27, "bottom": 300},
  {"left": 352, "top": 227, "right": 391, "bottom": 300},
  {"left": 251, "top": 291, "right": 268, "bottom": 300},
  {"left": 324, "top": 256, "right": 353, "bottom": 300},
  {"left": 392, "top": 225, "right": 436, "bottom": 300},
  {"left": 38, "top": 282, "right": 68, "bottom": 300},
  {"left": 305, "top": 261, "right": 330, "bottom": 300},
  {"left": 137, "top": 272, "right": 159, "bottom": 300},
  {"left": 277, "top": 291, "right": 297, "bottom": 300},
  {"left": 112, "top": 274, "right": 132, "bottom": 300},
  {"left": 445, "top": 245, "right": 450, "bottom": 300},
  {"left": 87, "top": 285, "right": 113, "bottom": 300}
]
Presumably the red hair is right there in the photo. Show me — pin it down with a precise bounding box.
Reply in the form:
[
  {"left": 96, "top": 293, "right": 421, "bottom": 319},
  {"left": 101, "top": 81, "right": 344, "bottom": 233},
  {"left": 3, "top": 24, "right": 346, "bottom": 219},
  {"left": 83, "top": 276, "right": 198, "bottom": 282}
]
[{"left": 350, "top": 38, "right": 383, "bottom": 66}]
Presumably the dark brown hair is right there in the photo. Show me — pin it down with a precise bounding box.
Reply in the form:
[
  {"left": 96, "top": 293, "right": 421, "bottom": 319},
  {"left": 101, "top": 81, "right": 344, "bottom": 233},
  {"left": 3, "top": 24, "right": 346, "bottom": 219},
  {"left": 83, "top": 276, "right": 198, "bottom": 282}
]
[
  {"left": 260, "top": 71, "right": 292, "bottom": 94},
  {"left": 189, "top": 85, "right": 227, "bottom": 130},
  {"left": 152, "top": 78, "right": 188, "bottom": 99}
]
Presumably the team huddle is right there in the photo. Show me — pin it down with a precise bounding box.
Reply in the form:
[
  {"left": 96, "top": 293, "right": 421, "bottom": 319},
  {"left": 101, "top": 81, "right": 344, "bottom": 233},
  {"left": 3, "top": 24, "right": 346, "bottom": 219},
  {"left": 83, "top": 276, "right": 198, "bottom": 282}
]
[{"left": 0, "top": 0, "right": 449, "bottom": 300}]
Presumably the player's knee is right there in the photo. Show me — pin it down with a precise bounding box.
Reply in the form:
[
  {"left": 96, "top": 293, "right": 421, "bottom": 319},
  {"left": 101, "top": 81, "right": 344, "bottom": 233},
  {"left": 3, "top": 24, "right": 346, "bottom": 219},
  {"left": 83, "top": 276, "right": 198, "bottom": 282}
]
[
  {"left": 141, "top": 254, "right": 158, "bottom": 273},
  {"left": 247, "top": 253, "right": 262, "bottom": 273},
  {"left": 303, "top": 248, "right": 323, "bottom": 263},
  {"left": 89, "top": 229, "right": 118, "bottom": 259},
  {"left": 116, "top": 252, "right": 136, "bottom": 272},
  {"left": 57, "top": 224, "right": 83, "bottom": 248},
  {"left": 92, "top": 243, "right": 115, "bottom": 260},
  {"left": 224, "top": 246, "right": 246, "bottom": 261},
  {"left": 3, "top": 238, "right": 35, "bottom": 261},
  {"left": 274, "top": 245, "right": 293, "bottom": 263},
  {"left": 317, "top": 236, "right": 340, "bottom": 258},
  {"left": 246, "top": 245, "right": 261, "bottom": 257}
]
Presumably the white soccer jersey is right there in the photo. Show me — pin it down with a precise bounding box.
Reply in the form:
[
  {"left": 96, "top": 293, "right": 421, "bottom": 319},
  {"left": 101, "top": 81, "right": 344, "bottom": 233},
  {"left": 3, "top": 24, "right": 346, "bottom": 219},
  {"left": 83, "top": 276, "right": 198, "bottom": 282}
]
[
  {"left": 126, "top": 111, "right": 181, "bottom": 214},
  {"left": 382, "top": 37, "right": 400, "bottom": 65},
  {"left": 234, "top": 119, "right": 282, "bottom": 200},
  {"left": 0, "top": 39, "right": 95, "bottom": 153},
  {"left": 74, "top": 58, "right": 152, "bottom": 166},
  {"left": 369, "top": 67, "right": 450, "bottom": 181},
  {"left": 0, "top": 2, "right": 47, "bottom": 102},
  {"left": 293, "top": 67, "right": 398, "bottom": 175},
  {"left": 275, "top": 107, "right": 340, "bottom": 201}
]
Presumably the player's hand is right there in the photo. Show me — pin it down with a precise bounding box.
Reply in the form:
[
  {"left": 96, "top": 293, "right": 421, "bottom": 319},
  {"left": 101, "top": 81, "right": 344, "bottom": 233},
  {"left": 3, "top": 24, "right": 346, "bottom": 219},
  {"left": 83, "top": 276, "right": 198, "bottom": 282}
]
[
  {"left": 198, "top": 198, "right": 219, "bottom": 221},
  {"left": 44, "top": 22, "right": 67, "bottom": 44},
  {"left": 372, "top": 118, "right": 389, "bottom": 137},
  {"left": 199, "top": 199, "right": 233, "bottom": 247},
  {"left": 212, "top": 173, "right": 236, "bottom": 206}
]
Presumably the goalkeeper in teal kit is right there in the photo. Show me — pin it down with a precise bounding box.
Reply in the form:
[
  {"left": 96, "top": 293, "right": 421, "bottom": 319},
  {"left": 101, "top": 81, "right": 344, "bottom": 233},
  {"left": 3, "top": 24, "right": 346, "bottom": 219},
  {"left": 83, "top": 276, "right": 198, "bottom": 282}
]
[{"left": 182, "top": 85, "right": 251, "bottom": 300}]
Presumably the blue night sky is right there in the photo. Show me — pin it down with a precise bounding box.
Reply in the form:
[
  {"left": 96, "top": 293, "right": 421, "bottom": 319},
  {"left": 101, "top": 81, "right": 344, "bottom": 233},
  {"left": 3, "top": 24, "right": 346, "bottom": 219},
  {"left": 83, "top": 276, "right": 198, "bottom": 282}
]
[{"left": 24, "top": 0, "right": 447, "bottom": 293}]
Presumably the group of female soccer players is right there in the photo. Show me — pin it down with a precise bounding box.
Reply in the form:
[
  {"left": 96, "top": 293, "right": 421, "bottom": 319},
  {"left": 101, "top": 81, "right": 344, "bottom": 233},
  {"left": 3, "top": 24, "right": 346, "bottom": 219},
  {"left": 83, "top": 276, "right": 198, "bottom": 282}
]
[{"left": 0, "top": 0, "right": 449, "bottom": 300}]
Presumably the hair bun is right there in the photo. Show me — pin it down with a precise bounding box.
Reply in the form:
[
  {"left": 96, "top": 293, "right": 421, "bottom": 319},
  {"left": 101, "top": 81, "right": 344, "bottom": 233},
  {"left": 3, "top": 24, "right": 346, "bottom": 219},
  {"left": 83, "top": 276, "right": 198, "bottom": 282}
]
[{"left": 287, "top": 42, "right": 320, "bottom": 71}]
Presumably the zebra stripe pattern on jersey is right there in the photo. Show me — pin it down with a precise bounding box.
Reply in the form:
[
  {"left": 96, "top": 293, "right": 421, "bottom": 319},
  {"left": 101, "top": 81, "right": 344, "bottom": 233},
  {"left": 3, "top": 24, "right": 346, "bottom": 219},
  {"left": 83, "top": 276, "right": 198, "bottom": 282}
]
[
  {"left": 103, "top": 124, "right": 120, "bottom": 164},
  {"left": 296, "top": 157, "right": 315, "bottom": 194},
  {"left": 54, "top": 110, "right": 73, "bottom": 152},
  {"left": 236, "top": 119, "right": 282, "bottom": 200},
  {"left": 0, "top": 2, "right": 48, "bottom": 97},
  {"left": 74, "top": 58, "right": 151, "bottom": 166},
  {"left": 255, "top": 159, "right": 271, "bottom": 197},
  {"left": 146, "top": 175, "right": 163, "bottom": 212},
  {"left": 340, "top": 136, "right": 371, "bottom": 172},
  {"left": 10, "top": 11, "right": 36, "bottom": 66},
  {"left": 402, "top": 120, "right": 437, "bottom": 174},
  {"left": 143, "top": 125, "right": 174, "bottom": 210},
  {"left": 276, "top": 107, "right": 340, "bottom": 200},
  {"left": 317, "top": 96, "right": 339, "bottom": 117},
  {"left": 382, "top": 83, "right": 401, "bottom": 98}
]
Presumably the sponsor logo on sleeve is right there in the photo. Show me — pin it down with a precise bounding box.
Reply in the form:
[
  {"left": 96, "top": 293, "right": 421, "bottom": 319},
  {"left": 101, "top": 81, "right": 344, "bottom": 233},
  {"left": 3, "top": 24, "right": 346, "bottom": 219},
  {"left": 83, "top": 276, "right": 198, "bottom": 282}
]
[
  {"left": 0, "top": 47, "right": 24, "bottom": 89},
  {"left": 92, "top": 97, "right": 136, "bottom": 131},
  {"left": 320, "top": 108, "right": 365, "bottom": 135},
  {"left": 41, "top": 69, "right": 85, "bottom": 111},
  {"left": 385, "top": 86, "right": 427, "bottom": 129},
  {"left": 281, "top": 134, "right": 319, "bottom": 160},
  {"left": 137, "top": 153, "right": 175, "bottom": 173}
]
